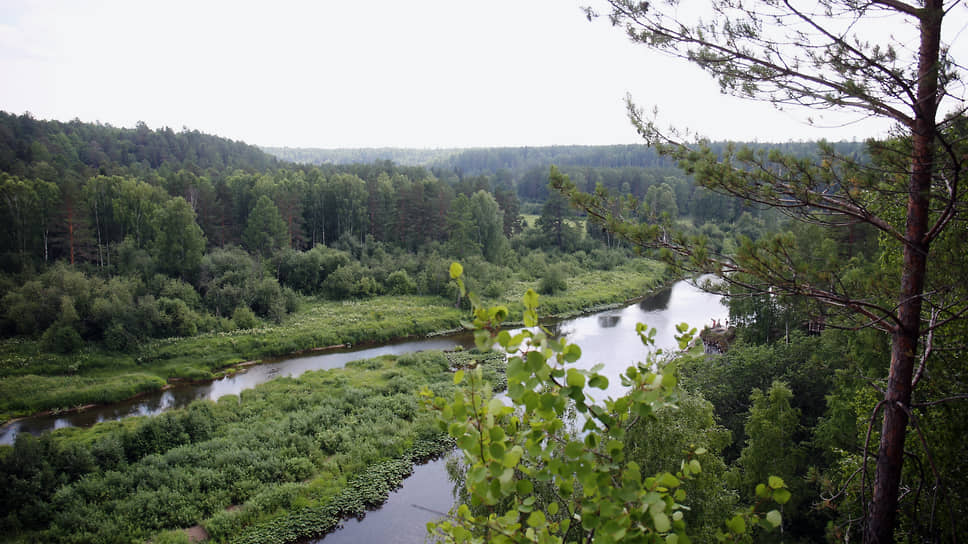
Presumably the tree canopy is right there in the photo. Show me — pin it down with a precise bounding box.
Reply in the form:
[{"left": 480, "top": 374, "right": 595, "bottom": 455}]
[{"left": 565, "top": 1, "right": 966, "bottom": 542}]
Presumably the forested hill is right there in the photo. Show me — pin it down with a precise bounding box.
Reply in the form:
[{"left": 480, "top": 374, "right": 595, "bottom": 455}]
[
  {"left": 262, "top": 145, "right": 678, "bottom": 172},
  {"left": 263, "top": 141, "right": 867, "bottom": 176},
  {"left": 0, "top": 111, "right": 278, "bottom": 183}
]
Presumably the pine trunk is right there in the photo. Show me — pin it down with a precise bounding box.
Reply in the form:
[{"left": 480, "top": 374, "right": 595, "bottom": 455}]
[{"left": 866, "top": 3, "right": 942, "bottom": 542}]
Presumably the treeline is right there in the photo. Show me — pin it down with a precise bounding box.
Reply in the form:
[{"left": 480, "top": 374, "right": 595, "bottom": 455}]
[
  {"left": 0, "top": 111, "right": 277, "bottom": 181},
  {"left": 0, "top": 112, "right": 771, "bottom": 354},
  {"left": 264, "top": 141, "right": 866, "bottom": 179}
]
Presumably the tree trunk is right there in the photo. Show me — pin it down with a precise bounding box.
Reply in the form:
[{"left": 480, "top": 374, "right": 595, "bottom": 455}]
[{"left": 866, "top": 4, "right": 942, "bottom": 542}]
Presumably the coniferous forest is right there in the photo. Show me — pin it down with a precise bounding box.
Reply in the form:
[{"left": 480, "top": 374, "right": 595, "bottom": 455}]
[
  {"left": 0, "top": 4, "right": 966, "bottom": 542},
  {"left": 1, "top": 107, "right": 965, "bottom": 544}
]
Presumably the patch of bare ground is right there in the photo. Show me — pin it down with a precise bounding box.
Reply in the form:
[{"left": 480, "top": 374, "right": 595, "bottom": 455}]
[{"left": 184, "top": 525, "right": 209, "bottom": 542}]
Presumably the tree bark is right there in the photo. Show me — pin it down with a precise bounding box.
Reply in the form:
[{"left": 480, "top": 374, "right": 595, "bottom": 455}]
[{"left": 866, "top": 3, "right": 942, "bottom": 542}]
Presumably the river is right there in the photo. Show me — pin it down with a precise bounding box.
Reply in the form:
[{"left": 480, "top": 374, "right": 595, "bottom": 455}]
[
  {"left": 0, "top": 278, "right": 726, "bottom": 542},
  {"left": 316, "top": 277, "right": 726, "bottom": 542}
]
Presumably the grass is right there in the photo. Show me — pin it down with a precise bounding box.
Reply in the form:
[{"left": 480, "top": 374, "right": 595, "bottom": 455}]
[{"left": 0, "top": 259, "right": 668, "bottom": 422}]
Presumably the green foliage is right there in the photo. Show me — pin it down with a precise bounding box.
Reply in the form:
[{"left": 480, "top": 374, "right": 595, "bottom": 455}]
[
  {"left": 727, "top": 382, "right": 805, "bottom": 538},
  {"left": 152, "top": 197, "right": 206, "bottom": 281},
  {"left": 426, "top": 265, "right": 788, "bottom": 543},
  {"left": 537, "top": 264, "right": 568, "bottom": 295},
  {"left": 244, "top": 195, "right": 288, "bottom": 258},
  {"left": 39, "top": 323, "right": 83, "bottom": 354},
  {"left": 0, "top": 351, "right": 461, "bottom": 543},
  {"left": 385, "top": 269, "right": 417, "bottom": 295}
]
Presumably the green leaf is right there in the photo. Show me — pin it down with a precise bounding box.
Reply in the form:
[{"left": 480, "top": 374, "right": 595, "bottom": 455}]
[
  {"left": 523, "top": 309, "right": 538, "bottom": 328},
  {"left": 523, "top": 288, "right": 539, "bottom": 310},
  {"left": 503, "top": 445, "right": 523, "bottom": 468},
  {"left": 527, "top": 510, "right": 546, "bottom": 528},
  {"left": 489, "top": 305, "right": 509, "bottom": 322},
  {"left": 563, "top": 343, "right": 582, "bottom": 362},
  {"left": 768, "top": 475, "right": 785, "bottom": 489},
  {"left": 564, "top": 441, "right": 584, "bottom": 458},
  {"left": 726, "top": 515, "right": 747, "bottom": 534},
  {"left": 773, "top": 488, "right": 792, "bottom": 505},
  {"left": 548, "top": 502, "right": 559, "bottom": 516},
  {"left": 498, "top": 467, "right": 514, "bottom": 486},
  {"left": 449, "top": 262, "right": 463, "bottom": 279},
  {"left": 588, "top": 374, "right": 609, "bottom": 390},
  {"left": 652, "top": 512, "right": 671, "bottom": 533},
  {"left": 657, "top": 473, "right": 680, "bottom": 489},
  {"left": 766, "top": 509, "right": 782, "bottom": 528},
  {"left": 526, "top": 350, "right": 545, "bottom": 372},
  {"left": 453, "top": 369, "right": 465, "bottom": 385},
  {"left": 755, "top": 483, "right": 769, "bottom": 499},
  {"left": 566, "top": 368, "right": 586, "bottom": 388}
]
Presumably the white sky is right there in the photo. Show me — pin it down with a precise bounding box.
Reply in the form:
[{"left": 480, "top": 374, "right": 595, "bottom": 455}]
[{"left": 0, "top": 0, "right": 963, "bottom": 149}]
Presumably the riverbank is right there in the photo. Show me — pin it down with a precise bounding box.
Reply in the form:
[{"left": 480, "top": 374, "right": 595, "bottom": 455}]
[
  {"left": 0, "top": 350, "right": 506, "bottom": 544},
  {"left": 0, "top": 260, "right": 667, "bottom": 424}
]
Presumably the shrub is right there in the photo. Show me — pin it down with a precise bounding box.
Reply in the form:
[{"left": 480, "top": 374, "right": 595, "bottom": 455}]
[
  {"left": 538, "top": 264, "right": 568, "bottom": 295},
  {"left": 232, "top": 307, "right": 259, "bottom": 330},
  {"left": 385, "top": 270, "right": 417, "bottom": 295},
  {"left": 249, "top": 278, "right": 287, "bottom": 322},
  {"left": 40, "top": 325, "right": 83, "bottom": 354}
]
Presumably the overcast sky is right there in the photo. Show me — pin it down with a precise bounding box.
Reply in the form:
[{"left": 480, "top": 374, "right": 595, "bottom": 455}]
[{"left": 1, "top": 0, "right": 960, "bottom": 149}]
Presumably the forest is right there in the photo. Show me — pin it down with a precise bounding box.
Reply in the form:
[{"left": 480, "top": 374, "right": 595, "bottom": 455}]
[
  {"left": 3, "top": 0, "right": 966, "bottom": 542},
  {"left": 1, "top": 27, "right": 966, "bottom": 543}
]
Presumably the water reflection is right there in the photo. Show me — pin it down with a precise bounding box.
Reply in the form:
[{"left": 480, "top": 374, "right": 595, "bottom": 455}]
[
  {"left": 316, "top": 277, "right": 726, "bottom": 543},
  {"left": 315, "top": 456, "right": 455, "bottom": 543},
  {"left": 0, "top": 278, "right": 726, "bottom": 447},
  {"left": 638, "top": 286, "right": 673, "bottom": 311},
  {"left": 0, "top": 278, "right": 727, "bottom": 544},
  {"left": 597, "top": 314, "right": 621, "bottom": 328},
  {"left": 0, "top": 335, "right": 475, "bottom": 445}
]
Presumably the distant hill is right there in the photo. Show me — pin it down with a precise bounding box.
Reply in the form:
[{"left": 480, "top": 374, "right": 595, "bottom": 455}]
[
  {"left": 261, "top": 144, "right": 677, "bottom": 172},
  {"left": 262, "top": 147, "right": 462, "bottom": 167},
  {"left": 0, "top": 111, "right": 279, "bottom": 182},
  {"left": 263, "top": 141, "right": 865, "bottom": 178}
]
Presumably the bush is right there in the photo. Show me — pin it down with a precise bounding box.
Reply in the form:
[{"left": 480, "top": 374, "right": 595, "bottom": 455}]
[
  {"left": 249, "top": 278, "right": 287, "bottom": 322},
  {"left": 40, "top": 325, "right": 83, "bottom": 354},
  {"left": 104, "top": 322, "right": 138, "bottom": 351},
  {"left": 232, "top": 307, "right": 259, "bottom": 330},
  {"left": 157, "top": 298, "right": 199, "bottom": 337},
  {"left": 385, "top": 270, "right": 417, "bottom": 295},
  {"left": 538, "top": 264, "right": 568, "bottom": 295}
]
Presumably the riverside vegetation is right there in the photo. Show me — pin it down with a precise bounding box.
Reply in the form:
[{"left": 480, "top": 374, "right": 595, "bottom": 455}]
[
  {"left": 3, "top": 105, "right": 966, "bottom": 543},
  {"left": 0, "top": 112, "right": 727, "bottom": 421},
  {"left": 0, "top": 348, "right": 504, "bottom": 543}
]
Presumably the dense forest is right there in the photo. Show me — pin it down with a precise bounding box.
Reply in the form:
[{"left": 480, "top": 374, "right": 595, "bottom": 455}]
[
  {"left": 0, "top": 110, "right": 781, "bottom": 357},
  {"left": 1, "top": 109, "right": 964, "bottom": 544}
]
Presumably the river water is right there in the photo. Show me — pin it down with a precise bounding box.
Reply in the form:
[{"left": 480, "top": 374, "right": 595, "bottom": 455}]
[
  {"left": 0, "top": 278, "right": 726, "bottom": 541},
  {"left": 0, "top": 336, "right": 475, "bottom": 445},
  {"left": 316, "top": 277, "right": 726, "bottom": 542}
]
